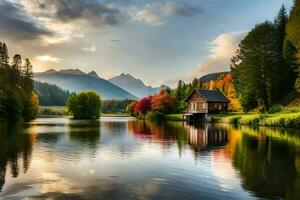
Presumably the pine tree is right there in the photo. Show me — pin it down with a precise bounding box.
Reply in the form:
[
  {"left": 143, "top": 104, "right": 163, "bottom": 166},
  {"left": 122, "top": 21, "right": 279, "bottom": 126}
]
[
  {"left": 274, "top": 5, "right": 288, "bottom": 50},
  {"left": 0, "top": 43, "right": 9, "bottom": 66},
  {"left": 285, "top": 0, "right": 300, "bottom": 92},
  {"left": 272, "top": 5, "right": 296, "bottom": 100},
  {"left": 10, "top": 54, "right": 22, "bottom": 86},
  {"left": 174, "top": 80, "right": 186, "bottom": 112},
  {"left": 22, "top": 58, "right": 33, "bottom": 95}
]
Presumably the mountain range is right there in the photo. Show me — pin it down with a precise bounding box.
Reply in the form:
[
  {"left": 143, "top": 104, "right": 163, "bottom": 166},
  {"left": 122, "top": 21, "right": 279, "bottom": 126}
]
[
  {"left": 34, "top": 69, "right": 137, "bottom": 100},
  {"left": 109, "top": 73, "right": 161, "bottom": 98}
]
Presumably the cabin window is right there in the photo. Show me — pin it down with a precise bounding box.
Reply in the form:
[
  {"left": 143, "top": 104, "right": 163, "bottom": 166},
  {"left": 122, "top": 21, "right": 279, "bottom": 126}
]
[
  {"left": 218, "top": 103, "right": 222, "bottom": 110},
  {"left": 202, "top": 103, "right": 206, "bottom": 109},
  {"left": 214, "top": 103, "right": 217, "bottom": 109}
]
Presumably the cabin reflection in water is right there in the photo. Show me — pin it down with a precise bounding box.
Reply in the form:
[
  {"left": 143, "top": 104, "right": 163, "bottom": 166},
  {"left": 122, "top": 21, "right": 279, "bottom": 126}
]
[{"left": 184, "top": 122, "right": 228, "bottom": 152}]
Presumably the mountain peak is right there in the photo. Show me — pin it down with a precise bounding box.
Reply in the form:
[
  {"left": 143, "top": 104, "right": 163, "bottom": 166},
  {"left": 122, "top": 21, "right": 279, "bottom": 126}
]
[
  {"left": 88, "top": 71, "right": 100, "bottom": 79},
  {"left": 109, "top": 73, "right": 161, "bottom": 98},
  {"left": 44, "top": 69, "right": 57, "bottom": 73},
  {"left": 59, "top": 69, "right": 85, "bottom": 75}
]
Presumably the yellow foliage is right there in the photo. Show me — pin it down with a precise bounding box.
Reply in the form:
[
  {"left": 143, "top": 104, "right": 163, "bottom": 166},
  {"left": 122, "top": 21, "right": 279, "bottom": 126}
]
[
  {"left": 31, "top": 92, "right": 40, "bottom": 112},
  {"left": 203, "top": 74, "right": 242, "bottom": 111}
]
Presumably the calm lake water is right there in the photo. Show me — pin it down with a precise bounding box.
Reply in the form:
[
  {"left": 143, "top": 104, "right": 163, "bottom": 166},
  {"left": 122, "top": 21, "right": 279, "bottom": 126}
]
[{"left": 0, "top": 117, "right": 299, "bottom": 200}]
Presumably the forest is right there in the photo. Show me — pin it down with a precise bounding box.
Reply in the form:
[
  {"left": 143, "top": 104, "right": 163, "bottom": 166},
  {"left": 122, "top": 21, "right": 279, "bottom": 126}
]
[
  {"left": 0, "top": 42, "right": 39, "bottom": 121},
  {"left": 34, "top": 81, "right": 70, "bottom": 106}
]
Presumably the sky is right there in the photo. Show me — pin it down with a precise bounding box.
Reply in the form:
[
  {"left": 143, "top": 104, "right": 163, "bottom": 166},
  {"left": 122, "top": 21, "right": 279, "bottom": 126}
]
[{"left": 0, "top": 0, "right": 294, "bottom": 87}]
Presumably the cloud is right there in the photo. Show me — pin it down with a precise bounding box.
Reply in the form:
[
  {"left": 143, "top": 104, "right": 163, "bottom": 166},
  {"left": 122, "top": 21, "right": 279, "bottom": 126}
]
[
  {"left": 81, "top": 46, "right": 97, "bottom": 52},
  {"left": 134, "top": 9, "right": 165, "bottom": 26},
  {"left": 133, "top": 1, "right": 202, "bottom": 26},
  {"left": 0, "top": 0, "right": 54, "bottom": 41},
  {"left": 165, "top": 31, "right": 247, "bottom": 87},
  {"left": 35, "top": 55, "right": 62, "bottom": 62},
  {"left": 33, "top": 0, "right": 123, "bottom": 27},
  {"left": 161, "top": 2, "right": 202, "bottom": 17}
]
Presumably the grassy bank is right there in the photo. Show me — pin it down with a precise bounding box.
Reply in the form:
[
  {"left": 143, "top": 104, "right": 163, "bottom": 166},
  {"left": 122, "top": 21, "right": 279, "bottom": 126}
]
[
  {"left": 211, "top": 112, "right": 300, "bottom": 128},
  {"left": 38, "top": 106, "right": 131, "bottom": 117},
  {"left": 38, "top": 106, "right": 68, "bottom": 116},
  {"left": 166, "top": 114, "right": 183, "bottom": 121},
  {"left": 101, "top": 113, "right": 131, "bottom": 117}
]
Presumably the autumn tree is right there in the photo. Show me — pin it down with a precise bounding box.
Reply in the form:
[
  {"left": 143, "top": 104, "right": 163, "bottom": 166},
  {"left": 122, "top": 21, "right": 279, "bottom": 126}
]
[
  {"left": 126, "top": 100, "right": 138, "bottom": 116},
  {"left": 134, "top": 97, "right": 152, "bottom": 115},
  {"left": 151, "top": 90, "right": 175, "bottom": 114}
]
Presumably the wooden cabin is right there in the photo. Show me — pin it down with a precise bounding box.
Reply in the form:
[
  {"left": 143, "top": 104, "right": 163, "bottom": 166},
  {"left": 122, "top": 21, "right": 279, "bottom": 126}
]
[{"left": 183, "top": 89, "right": 230, "bottom": 121}]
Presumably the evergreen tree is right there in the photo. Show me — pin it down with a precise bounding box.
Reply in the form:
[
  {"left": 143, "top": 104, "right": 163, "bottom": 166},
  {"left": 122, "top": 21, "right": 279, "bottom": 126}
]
[
  {"left": 22, "top": 59, "right": 33, "bottom": 95},
  {"left": 272, "top": 5, "right": 296, "bottom": 100},
  {"left": 285, "top": 0, "right": 300, "bottom": 92},
  {"left": 231, "top": 22, "right": 280, "bottom": 112},
  {"left": 0, "top": 42, "right": 39, "bottom": 121},
  {"left": 274, "top": 5, "right": 288, "bottom": 50},
  {"left": 10, "top": 54, "right": 22, "bottom": 86},
  {"left": 0, "top": 43, "right": 9, "bottom": 66},
  {"left": 174, "top": 80, "right": 186, "bottom": 112}
]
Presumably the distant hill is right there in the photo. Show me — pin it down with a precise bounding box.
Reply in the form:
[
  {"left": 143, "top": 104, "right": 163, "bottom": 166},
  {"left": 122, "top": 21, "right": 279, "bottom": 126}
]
[
  {"left": 34, "top": 81, "right": 70, "bottom": 106},
  {"left": 199, "top": 72, "right": 230, "bottom": 83},
  {"left": 34, "top": 69, "right": 137, "bottom": 100},
  {"left": 109, "top": 73, "right": 161, "bottom": 98}
]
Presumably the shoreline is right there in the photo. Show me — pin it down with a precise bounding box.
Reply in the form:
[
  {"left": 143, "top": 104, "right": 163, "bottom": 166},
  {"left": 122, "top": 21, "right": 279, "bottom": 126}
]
[
  {"left": 30, "top": 112, "right": 300, "bottom": 129},
  {"left": 165, "top": 113, "right": 300, "bottom": 128}
]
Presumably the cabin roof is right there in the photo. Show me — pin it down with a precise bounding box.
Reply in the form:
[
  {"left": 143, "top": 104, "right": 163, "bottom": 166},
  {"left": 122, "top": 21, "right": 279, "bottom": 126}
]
[{"left": 185, "top": 89, "right": 230, "bottom": 103}]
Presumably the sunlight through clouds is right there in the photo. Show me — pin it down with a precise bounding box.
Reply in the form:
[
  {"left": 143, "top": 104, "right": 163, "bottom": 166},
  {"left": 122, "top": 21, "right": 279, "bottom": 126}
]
[
  {"left": 82, "top": 46, "right": 97, "bottom": 52},
  {"left": 35, "top": 55, "right": 62, "bottom": 62}
]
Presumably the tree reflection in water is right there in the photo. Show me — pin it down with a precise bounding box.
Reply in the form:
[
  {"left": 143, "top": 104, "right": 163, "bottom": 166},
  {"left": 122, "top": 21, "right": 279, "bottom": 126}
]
[
  {"left": 0, "top": 119, "right": 299, "bottom": 199},
  {"left": 67, "top": 120, "right": 101, "bottom": 148},
  {"left": 0, "top": 123, "right": 35, "bottom": 191},
  {"left": 231, "top": 125, "right": 300, "bottom": 199},
  {"left": 128, "top": 121, "right": 300, "bottom": 199},
  {"left": 128, "top": 120, "right": 228, "bottom": 156}
]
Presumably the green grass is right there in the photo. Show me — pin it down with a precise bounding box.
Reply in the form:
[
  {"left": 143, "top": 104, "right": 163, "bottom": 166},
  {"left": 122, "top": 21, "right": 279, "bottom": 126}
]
[
  {"left": 39, "top": 106, "right": 131, "bottom": 117},
  {"left": 101, "top": 113, "right": 131, "bottom": 117},
  {"left": 166, "top": 114, "right": 184, "bottom": 121},
  {"left": 211, "top": 112, "right": 300, "bottom": 128},
  {"left": 38, "top": 106, "right": 68, "bottom": 116}
]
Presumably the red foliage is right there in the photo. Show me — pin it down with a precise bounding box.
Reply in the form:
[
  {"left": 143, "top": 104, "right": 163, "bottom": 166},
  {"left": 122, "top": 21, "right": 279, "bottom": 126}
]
[
  {"left": 134, "top": 97, "right": 152, "bottom": 114},
  {"left": 151, "top": 90, "right": 174, "bottom": 113}
]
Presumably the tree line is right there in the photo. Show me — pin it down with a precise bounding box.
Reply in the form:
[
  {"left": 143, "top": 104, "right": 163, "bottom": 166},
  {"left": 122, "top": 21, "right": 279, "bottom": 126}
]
[
  {"left": 0, "top": 42, "right": 39, "bottom": 121},
  {"left": 231, "top": 3, "right": 299, "bottom": 112},
  {"left": 102, "top": 99, "right": 133, "bottom": 113},
  {"left": 34, "top": 81, "right": 70, "bottom": 106}
]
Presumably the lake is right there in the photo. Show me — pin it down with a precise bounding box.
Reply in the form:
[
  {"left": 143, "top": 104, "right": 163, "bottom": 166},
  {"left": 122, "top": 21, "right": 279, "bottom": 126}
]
[{"left": 0, "top": 117, "right": 299, "bottom": 200}]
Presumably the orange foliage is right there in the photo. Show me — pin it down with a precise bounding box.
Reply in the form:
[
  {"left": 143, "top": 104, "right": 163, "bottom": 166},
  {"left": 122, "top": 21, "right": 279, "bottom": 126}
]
[
  {"left": 151, "top": 90, "right": 174, "bottom": 114},
  {"left": 203, "top": 74, "right": 242, "bottom": 111}
]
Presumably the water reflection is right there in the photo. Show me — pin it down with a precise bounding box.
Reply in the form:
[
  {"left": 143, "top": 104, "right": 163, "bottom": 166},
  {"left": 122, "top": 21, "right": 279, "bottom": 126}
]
[
  {"left": 68, "top": 120, "right": 101, "bottom": 148},
  {"left": 0, "top": 123, "right": 35, "bottom": 191},
  {"left": 231, "top": 127, "right": 300, "bottom": 199},
  {"left": 0, "top": 118, "right": 299, "bottom": 199},
  {"left": 128, "top": 121, "right": 229, "bottom": 156}
]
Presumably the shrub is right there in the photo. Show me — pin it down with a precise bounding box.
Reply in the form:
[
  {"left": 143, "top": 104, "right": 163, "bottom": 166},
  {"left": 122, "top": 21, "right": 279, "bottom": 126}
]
[
  {"left": 67, "top": 91, "right": 101, "bottom": 119},
  {"left": 145, "top": 111, "right": 166, "bottom": 121},
  {"left": 230, "top": 116, "right": 241, "bottom": 124},
  {"left": 268, "top": 104, "right": 283, "bottom": 114}
]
